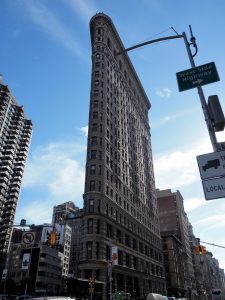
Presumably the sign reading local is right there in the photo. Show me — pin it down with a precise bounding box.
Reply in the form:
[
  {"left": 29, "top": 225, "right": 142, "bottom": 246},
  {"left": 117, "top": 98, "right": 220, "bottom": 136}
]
[
  {"left": 197, "top": 150, "right": 225, "bottom": 201},
  {"left": 202, "top": 177, "right": 225, "bottom": 200},
  {"left": 197, "top": 150, "right": 225, "bottom": 180},
  {"left": 176, "top": 62, "right": 220, "bottom": 92}
]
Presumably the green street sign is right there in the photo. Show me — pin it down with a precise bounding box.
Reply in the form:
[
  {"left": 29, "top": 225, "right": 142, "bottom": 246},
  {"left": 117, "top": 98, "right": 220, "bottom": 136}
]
[{"left": 176, "top": 62, "right": 220, "bottom": 92}]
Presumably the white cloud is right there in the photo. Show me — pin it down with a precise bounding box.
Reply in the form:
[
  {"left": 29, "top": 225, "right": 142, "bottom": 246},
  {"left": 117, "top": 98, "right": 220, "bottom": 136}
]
[
  {"left": 22, "top": 141, "right": 86, "bottom": 197},
  {"left": 151, "top": 106, "right": 200, "bottom": 128},
  {"left": 154, "top": 138, "right": 212, "bottom": 190},
  {"left": 48, "top": 158, "right": 84, "bottom": 198},
  {"left": 80, "top": 125, "right": 88, "bottom": 137},
  {"left": 156, "top": 87, "right": 171, "bottom": 98},
  {"left": 183, "top": 197, "right": 206, "bottom": 213},
  {"left": 64, "top": 0, "right": 96, "bottom": 25},
  {"left": 195, "top": 214, "right": 225, "bottom": 230},
  {"left": 17, "top": 140, "right": 86, "bottom": 224},
  {"left": 22, "top": 0, "right": 87, "bottom": 60},
  {"left": 16, "top": 201, "right": 53, "bottom": 225}
]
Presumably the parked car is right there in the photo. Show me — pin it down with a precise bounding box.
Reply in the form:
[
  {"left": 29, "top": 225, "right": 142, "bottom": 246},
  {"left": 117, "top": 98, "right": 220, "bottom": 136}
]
[{"left": 16, "top": 295, "right": 32, "bottom": 300}]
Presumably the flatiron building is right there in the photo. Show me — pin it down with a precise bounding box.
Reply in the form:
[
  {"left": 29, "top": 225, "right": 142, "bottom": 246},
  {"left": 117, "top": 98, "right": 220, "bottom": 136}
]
[{"left": 77, "top": 13, "right": 165, "bottom": 300}]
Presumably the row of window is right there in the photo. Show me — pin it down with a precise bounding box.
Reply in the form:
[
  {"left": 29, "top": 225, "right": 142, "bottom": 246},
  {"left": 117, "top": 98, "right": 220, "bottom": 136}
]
[
  {"left": 86, "top": 218, "right": 162, "bottom": 262},
  {"left": 85, "top": 240, "right": 163, "bottom": 276},
  {"left": 86, "top": 198, "right": 161, "bottom": 247}
]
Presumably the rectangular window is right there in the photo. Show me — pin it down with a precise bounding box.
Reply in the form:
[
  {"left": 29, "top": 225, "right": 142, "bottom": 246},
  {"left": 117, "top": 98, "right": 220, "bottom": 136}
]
[
  {"left": 96, "top": 242, "right": 99, "bottom": 259},
  {"left": 91, "top": 150, "right": 97, "bottom": 159},
  {"left": 126, "top": 254, "right": 130, "bottom": 267},
  {"left": 106, "top": 245, "right": 111, "bottom": 260},
  {"left": 96, "top": 219, "right": 100, "bottom": 233},
  {"left": 98, "top": 181, "right": 101, "bottom": 192},
  {"left": 93, "top": 111, "right": 98, "bottom": 119},
  {"left": 89, "top": 199, "right": 94, "bottom": 212},
  {"left": 94, "top": 90, "right": 99, "bottom": 97},
  {"left": 88, "top": 219, "right": 93, "bottom": 234},
  {"left": 133, "top": 256, "right": 137, "bottom": 269},
  {"left": 90, "top": 180, "right": 95, "bottom": 191},
  {"left": 91, "top": 136, "right": 97, "bottom": 145},
  {"left": 107, "top": 224, "right": 112, "bottom": 238},
  {"left": 86, "top": 241, "right": 93, "bottom": 259},
  {"left": 93, "top": 100, "right": 98, "bottom": 107},
  {"left": 118, "top": 250, "right": 122, "bottom": 265},
  {"left": 92, "top": 123, "right": 97, "bottom": 132},
  {"left": 90, "top": 165, "right": 96, "bottom": 175}
]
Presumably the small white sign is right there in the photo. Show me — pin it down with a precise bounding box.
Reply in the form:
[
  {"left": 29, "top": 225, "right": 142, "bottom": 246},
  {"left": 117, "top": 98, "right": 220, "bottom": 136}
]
[
  {"left": 111, "top": 246, "right": 118, "bottom": 266},
  {"left": 197, "top": 150, "right": 225, "bottom": 180},
  {"left": 202, "top": 177, "right": 225, "bottom": 200},
  {"left": 2, "top": 269, "right": 7, "bottom": 280},
  {"left": 22, "top": 253, "right": 30, "bottom": 270}
]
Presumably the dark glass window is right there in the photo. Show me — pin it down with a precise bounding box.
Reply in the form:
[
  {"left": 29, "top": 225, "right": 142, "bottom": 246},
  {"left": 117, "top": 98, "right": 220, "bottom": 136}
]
[
  {"left": 93, "top": 111, "right": 98, "bottom": 119},
  {"left": 87, "top": 219, "right": 93, "bottom": 234},
  {"left": 91, "top": 150, "right": 97, "bottom": 159},
  {"left": 86, "top": 241, "right": 93, "bottom": 259},
  {"left": 90, "top": 165, "right": 96, "bottom": 175},
  {"left": 96, "top": 219, "right": 100, "bottom": 233},
  {"left": 91, "top": 136, "right": 97, "bottom": 145},
  {"left": 118, "top": 250, "right": 122, "bottom": 265},
  {"left": 107, "top": 224, "right": 112, "bottom": 238},
  {"left": 96, "top": 242, "right": 99, "bottom": 259},
  {"left": 90, "top": 180, "right": 95, "bottom": 191},
  {"left": 93, "top": 100, "right": 98, "bottom": 107},
  {"left": 89, "top": 199, "right": 94, "bottom": 212},
  {"left": 92, "top": 123, "right": 97, "bottom": 131}
]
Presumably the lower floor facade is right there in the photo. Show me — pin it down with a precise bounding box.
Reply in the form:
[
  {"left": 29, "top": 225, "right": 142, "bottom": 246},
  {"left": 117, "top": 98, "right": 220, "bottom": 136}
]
[{"left": 78, "top": 261, "right": 166, "bottom": 300}]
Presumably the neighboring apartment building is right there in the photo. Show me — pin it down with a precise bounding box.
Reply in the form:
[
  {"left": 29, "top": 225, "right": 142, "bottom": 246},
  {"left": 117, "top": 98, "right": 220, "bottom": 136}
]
[
  {"left": 0, "top": 79, "right": 32, "bottom": 273},
  {"left": 5, "top": 223, "right": 71, "bottom": 295},
  {"left": 156, "top": 189, "right": 195, "bottom": 299},
  {"left": 52, "top": 201, "right": 79, "bottom": 225},
  {"left": 77, "top": 13, "right": 165, "bottom": 300}
]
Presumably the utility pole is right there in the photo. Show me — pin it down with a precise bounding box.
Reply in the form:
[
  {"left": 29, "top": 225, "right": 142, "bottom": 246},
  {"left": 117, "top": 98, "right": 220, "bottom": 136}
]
[
  {"left": 182, "top": 28, "right": 218, "bottom": 151},
  {"left": 117, "top": 26, "right": 220, "bottom": 152}
]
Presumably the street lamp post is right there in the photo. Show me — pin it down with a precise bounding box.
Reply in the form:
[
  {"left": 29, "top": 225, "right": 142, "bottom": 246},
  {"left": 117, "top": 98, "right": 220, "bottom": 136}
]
[
  {"left": 117, "top": 26, "right": 219, "bottom": 152},
  {"left": 182, "top": 29, "right": 218, "bottom": 151}
]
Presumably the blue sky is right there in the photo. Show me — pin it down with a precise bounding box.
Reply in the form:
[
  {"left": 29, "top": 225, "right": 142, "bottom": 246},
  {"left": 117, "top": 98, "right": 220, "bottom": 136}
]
[{"left": 1, "top": 0, "right": 225, "bottom": 269}]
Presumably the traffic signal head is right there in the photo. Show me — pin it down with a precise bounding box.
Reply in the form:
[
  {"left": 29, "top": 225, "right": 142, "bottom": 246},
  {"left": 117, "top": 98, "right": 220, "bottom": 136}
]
[
  {"left": 195, "top": 246, "right": 200, "bottom": 255},
  {"left": 48, "top": 231, "right": 57, "bottom": 247},
  {"left": 202, "top": 246, "right": 206, "bottom": 256},
  {"left": 89, "top": 277, "right": 96, "bottom": 286},
  {"left": 199, "top": 245, "right": 203, "bottom": 255},
  {"left": 56, "top": 232, "right": 60, "bottom": 241}
]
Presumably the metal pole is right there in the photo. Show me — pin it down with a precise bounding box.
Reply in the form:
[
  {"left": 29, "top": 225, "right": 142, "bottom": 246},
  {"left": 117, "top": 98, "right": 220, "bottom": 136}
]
[
  {"left": 182, "top": 32, "right": 218, "bottom": 152},
  {"left": 109, "top": 261, "right": 112, "bottom": 300},
  {"left": 24, "top": 281, "right": 28, "bottom": 298}
]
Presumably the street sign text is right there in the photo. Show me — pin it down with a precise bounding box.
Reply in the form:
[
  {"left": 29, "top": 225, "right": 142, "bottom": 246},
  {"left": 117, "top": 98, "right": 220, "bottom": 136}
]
[{"left": 176, "top": 62, "right": 220, "bottom": 92}]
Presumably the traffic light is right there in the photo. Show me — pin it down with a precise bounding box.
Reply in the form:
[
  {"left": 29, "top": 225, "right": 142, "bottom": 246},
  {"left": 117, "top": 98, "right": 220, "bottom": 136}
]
[
  {"left": 48, "top": 231, "right": 57, "bottom": 247},
  {"left": 202, "top": 246, "right": 206, "bottom": 256},
  {"left": 56, "top": 232, "right": 60, "bottom": 244},
  {"left": 46, "top": 231, "right": 49, "bottom": 243},
  {"left": 195, "top": 246, "right": 200, "bottom": 255},
  {"left": 196, "top": 245, "right": 206, "bottom": 256},
  {"left": 89, "top": 277, "right": 96, "bottom": 286}
]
